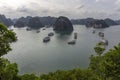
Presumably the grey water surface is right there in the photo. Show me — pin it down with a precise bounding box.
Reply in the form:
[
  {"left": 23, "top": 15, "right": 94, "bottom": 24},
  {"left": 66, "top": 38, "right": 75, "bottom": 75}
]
[{"left": 4, "top": 25, "right": 120, "bottom": 75}]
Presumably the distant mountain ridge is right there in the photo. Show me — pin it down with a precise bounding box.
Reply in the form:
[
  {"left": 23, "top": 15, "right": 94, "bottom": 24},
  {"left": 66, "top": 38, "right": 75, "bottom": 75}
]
[
  {"left": 85, "top": 19, "right": 109, "bottom": 28},
  {"left": 115, "top": 20, "right": 120, "bottom": 25},
  {"left": 0, "top": 14, "right": 119, "bottom": 28},
  {"left": 71, "top": 18, "right": 118, "bottom": 26},
  {"left": 14, "top": 16, "right": 57, "bottom": 29},
  {"left": 0, "top": 14, "right": 13, "bottom": 27}
]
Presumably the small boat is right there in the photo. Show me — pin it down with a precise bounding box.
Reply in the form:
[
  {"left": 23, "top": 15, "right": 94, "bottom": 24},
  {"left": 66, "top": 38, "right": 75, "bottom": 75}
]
[
  {"left": 92, "top": 30, "right": 95, "bottom": 34},
  {"left": 43, "top": 37, "right": 50, "bottom": 42},
  {"left": 42, "top": 28, "right": 46, "bottom": 30},
  {"left": 36, "top": 30, "right": 40, "bottom": 33},
  {"left": 98, "top": 39, "right": 108, "bottom": 45},
  {"left": 26, "top": 28, "right": 31, "bottom": 31},
  {"left": 98, "top": 32, "right": 104, "bottom": 37},
  {"left": 68, "top": 40, "right": 76, "bottom": 45},
  {"left": 101, "top": 39, "right": 108, "bottom": 45},
  {"left": 48, "top": 32, "right": 54, "bottom": 36},
  {"left": 74, "top": 33, "right": 77, "bottom": 39}
]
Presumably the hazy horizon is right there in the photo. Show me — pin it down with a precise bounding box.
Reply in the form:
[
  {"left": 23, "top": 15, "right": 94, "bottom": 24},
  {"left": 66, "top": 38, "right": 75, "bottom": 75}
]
[{"left": 0, "top": 0, "right": 120, "bottom": 20}]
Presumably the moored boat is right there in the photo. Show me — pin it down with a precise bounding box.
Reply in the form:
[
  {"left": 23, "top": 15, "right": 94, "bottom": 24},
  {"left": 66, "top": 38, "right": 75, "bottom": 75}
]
[
  {"left": 68, "top": 40, "right": 76, "bottom": 45},
  {"left": 98, "top": 38, "right": 108, "bottom": 45},
  {"left": 43, "top": 37, "right": 50, "bottom": 42},
  {"left": 92, "top": 30, "right": 95, "bottom": 34},
  {"left": 98, "top": 32, "right": 104, "bottom": 37},
  {"left": 26, "top": 28, "right": 31, "bottom": 31},
  {"left": 36, "top": 30, "right": 40, "bottom": 33},
  {"left": 74, "top": 32, "right": 77, "bottom": 39},
  {"left": 48, "top": 32, "right": 54, "bottom": 36}
]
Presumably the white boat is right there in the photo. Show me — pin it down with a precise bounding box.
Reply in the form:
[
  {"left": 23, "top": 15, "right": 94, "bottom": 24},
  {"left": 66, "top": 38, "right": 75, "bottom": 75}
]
[{"left": 99, "top": 38, "right": 108, "bottom": 45}]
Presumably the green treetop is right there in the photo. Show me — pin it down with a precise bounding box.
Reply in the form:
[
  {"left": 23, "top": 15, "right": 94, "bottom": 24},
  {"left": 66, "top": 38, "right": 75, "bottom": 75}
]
[{"left": 0, "top": 23, "right": 17, "bottom": 57}]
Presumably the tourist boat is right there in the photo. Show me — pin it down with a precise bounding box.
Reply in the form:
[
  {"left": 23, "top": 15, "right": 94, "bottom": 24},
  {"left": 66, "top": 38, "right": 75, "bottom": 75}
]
[
  {"left": 48, "top": 32, "right": 54, "bottom": 36},
  {"left": 42, "top": 28, "right": 46, "bottom": 30},
  {"left": 68, "top": 40, "right": 76, "bottom": 45},
  {"left": 74, "top": 32, "right": 77, "bottom": 39},
  {"left": 26, "top": 28, "right": 31, "bottom": 31},
  {"left": 99, "top": 38, "right": 108, "bottom": 45},
  {"left": 92, "top": 30, "right": 95, "bottom": 34},
  {"left": 101, "top": 39, "right": 108, "bottom": 45},
  {"left": 43, "top": 37, "right": 50, "bottom": 42},
  {"left": 36, "top": 30, "right": 40, "bottom": 33},
  {"left": 98, "top": 32, "right": 104, "bottom": 37}
]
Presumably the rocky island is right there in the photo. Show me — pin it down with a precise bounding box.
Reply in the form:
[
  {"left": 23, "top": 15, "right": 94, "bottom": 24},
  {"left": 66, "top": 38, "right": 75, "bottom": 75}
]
[
  {"left": 0, "top": 14, "right": 13, "bottom": 27},
  {"left": 86, "top": 20, "right": 109, "bottom": 28},
  {"left": 28, "top": 17, "right": 44, "bottom": 29},
  {"left": 53, "top": 16, "right": 73, "bottom": 33}
]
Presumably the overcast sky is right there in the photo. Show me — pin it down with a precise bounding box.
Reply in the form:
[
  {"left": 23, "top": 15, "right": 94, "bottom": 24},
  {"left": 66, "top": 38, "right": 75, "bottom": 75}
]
[{"left": 0, "top": 0, "right": 120, "bottom": 19}]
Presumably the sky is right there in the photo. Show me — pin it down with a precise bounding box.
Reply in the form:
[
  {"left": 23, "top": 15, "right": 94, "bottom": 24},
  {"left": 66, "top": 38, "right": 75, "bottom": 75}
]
[{"left": 0, "top": 0, "right": 120, "bottom": 19}]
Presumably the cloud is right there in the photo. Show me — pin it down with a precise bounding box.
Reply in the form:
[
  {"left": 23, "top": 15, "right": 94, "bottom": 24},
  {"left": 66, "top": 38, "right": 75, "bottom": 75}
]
[
  {"left": 95, "top": 0, "right": 109, "bottom": 2},
  {"left": 116, "top": 0, "right": 120, "bottom": 5},
  {"left": 75, "top": 5, "right": 84, "bottom": 9},
  {"left": 0, "top": 0, "right": 120, "bottom": 19}
]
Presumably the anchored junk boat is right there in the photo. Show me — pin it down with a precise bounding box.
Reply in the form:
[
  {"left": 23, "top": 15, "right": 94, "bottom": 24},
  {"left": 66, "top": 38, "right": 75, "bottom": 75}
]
[
  {"left": 68, "top": 40, "right": 76, "bottom": 45},
  {"left": 43, "top": 37, "right": 50, "bottom": 42},
  {"left": 36, "top": 30, "right": 40, "bottom": 33},
  {"left": 98, "top": 32, "right": 104, "bottom": 37},
  {"left": 48, "top": 32, "right": 54, "bottom": 36},
  {"left": 74, "top": 33, "right": 77, "bottom": 39}
]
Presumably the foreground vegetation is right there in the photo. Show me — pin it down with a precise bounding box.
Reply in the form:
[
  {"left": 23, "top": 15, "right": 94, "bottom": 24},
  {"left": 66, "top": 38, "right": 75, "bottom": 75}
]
[{"left": 0, "top": 23, "right": 120, "bottom": 80}]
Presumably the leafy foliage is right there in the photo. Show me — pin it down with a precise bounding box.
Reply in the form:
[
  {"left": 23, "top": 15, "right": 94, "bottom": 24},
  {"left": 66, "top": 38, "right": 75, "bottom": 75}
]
[
  {"left": 94, "top": 46, "right": 105, "bottom": 55},
  {"left": 90, "top": 43, "right": 120, "bottom": 80},
  {"left": 0, "top": 23, "right": 17, "bottom": 57},
  {"left": 0, "top": 23, "right": 18, "bottom": 80},
  {"left": 40, "top": 69, "right": 96, "bottom": 80},
  {"left": 20, "top": 74, "right": 39, "bottom": 80},
  {"left": 0, "top": 58, "right": 18, "bottom": 80}
]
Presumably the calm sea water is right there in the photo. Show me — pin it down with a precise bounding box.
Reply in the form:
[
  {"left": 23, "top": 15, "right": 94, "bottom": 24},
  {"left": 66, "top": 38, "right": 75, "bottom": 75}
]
[{"left": 3, "top": 25, "right": 120, "bottom": 75}]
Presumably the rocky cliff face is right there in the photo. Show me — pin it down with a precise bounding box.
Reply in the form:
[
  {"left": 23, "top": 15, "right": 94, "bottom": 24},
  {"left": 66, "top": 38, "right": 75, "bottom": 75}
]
[
  {"left": 14, "top": 20, "right": 25, "bottom": 27},
  {"left": 104, "top": 18, "right": 118, "bottom": 26},
  {"left": 14, "top": 16, "right": 32, "bottom": 27},
  {"left": 115, "top": 20, "right": 120, "bottom": 25},
  {"left": 54, "top": 16, "right": 73, "bottom": 32},
  {"left": 0, "top": 14, "right": 13, "bottom": 27},
  {"left": 39, "top": 16, "right": 57, "bottom": 26},
  {"left": 14, "top": 16, "right": 56, "bottom": 28},
  {"left": 71, "top": 18, "right": 95, "bottom": 25},
  {"left": 71, "top": 18, "right": 118, "bottom": 27},
  {"left": 86, "top": 20, "right": 109, "bottom": 28},
  {"left": 28, "top": 17, "right": 44, "bottom": 29}
]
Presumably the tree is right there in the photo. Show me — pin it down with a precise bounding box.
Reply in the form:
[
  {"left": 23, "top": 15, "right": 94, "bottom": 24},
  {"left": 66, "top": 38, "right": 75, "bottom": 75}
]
[
  {"left": 94, "top": 45, "right": 105, "bottom": 56},
  {"left": 0, "top": 58, "right": 18, "bottom": 80},
  {"left": 90, "top": 43, "right": 120, "bottom": 80},
  {"left": 0, "top": 23, "right": 17, "bottom": 57},
  {"left": 0, "top": 23, "right": 18, "bottom": 80},
  {"left": 100, "top": 43, "right": 120, "bottom": 80},
  {"left": 21, "top": 74, "right": 39, "bottom": 80}
]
